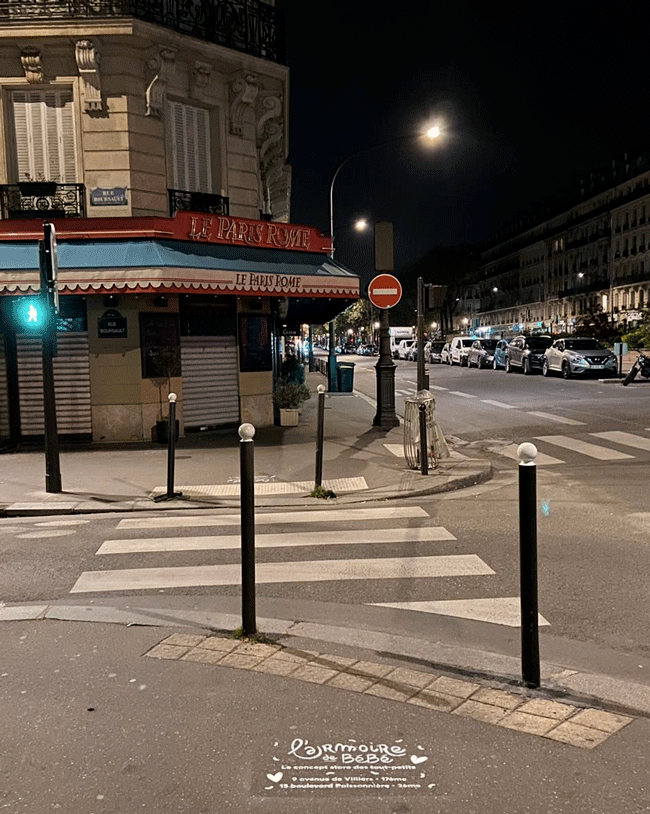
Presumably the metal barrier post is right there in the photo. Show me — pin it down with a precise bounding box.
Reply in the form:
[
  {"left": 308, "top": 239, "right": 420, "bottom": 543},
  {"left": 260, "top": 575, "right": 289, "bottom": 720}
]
[
  {"left": 315, "top": 384, "right": 326, "bottom": 487},
  {"left": 239, "top": 422, "right": 257, "bottom": 635},
  {"left": 518, "top": 442, "right": 540, "bottom": 689},
  {"left": 418, "top": 402, "right": 428, "bottom": 475},
  {"left": 153, "top": 393, "right": 182, "bottom": 502}
]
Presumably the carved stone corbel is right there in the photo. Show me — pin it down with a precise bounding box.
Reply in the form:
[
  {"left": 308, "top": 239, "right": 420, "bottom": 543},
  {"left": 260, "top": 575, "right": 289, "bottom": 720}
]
[
  {"left": 191, "top": 61, "right": 212, "bottom": 101},
  {"left": 75, "top": 40, "right": 102, "bottom": 112},
  {"left": 229, "top": 73, "right": 258, "bottom": 136},
  {"left": 145, "top": 47, "right": 176, "bottom": 117},
  {"left": 20, "top": 48, "right": 43, "bottom": 84},
  {"left": 256, "top": 93, "right": 289, "bottom": 220}
]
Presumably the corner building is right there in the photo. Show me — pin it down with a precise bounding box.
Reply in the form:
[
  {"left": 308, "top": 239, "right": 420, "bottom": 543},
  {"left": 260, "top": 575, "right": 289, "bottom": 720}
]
[
  {"left": 462, "top": 152, "right": 650, "bottom": 336},
  {"left": 0, "top": 1, "right": 358, "bottom": 445}
]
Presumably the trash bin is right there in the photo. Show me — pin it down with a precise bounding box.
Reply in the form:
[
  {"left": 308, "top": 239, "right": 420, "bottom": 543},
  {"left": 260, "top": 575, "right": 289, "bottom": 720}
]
[
  {"left": 403, "top": 390, "right": 449, "bottom": 469},
  {"left": 337, "top": 361, "right": 355, "bottom": 392}
]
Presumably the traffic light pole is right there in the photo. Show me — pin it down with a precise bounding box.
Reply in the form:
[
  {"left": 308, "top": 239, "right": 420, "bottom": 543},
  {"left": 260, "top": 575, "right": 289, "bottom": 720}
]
[{"left": 40, "top": 227, "right": 61, "bottom": 493}]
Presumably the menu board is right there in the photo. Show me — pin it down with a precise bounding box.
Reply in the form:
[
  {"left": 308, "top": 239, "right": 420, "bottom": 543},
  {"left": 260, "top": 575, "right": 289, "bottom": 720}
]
[
  {"left": 139, "top": 312, "right": 181, "bottom": 378},
  {"left": 239, "top": 315, "right": 272, "bottom": 372}
]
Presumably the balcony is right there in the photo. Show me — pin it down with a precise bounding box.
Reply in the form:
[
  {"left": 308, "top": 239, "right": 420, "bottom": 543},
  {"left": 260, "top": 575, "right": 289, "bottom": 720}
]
[
  {"left": 0, "top": 0, "right": 285, "bottom": 63},
  {"left": 0, "top": 183, "right": 86, "bottom": 219},
  {"left": 169, "top": 189, "right": 229, "bottom": 217}
]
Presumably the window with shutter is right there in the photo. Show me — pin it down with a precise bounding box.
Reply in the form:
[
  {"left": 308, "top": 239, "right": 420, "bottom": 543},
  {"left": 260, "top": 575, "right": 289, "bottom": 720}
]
[
  {"left": 167, "top": 101, "right": 211, "bottom": 193},
  {"left": 10, "top": 89, "right": 77, "bottom": 183}
]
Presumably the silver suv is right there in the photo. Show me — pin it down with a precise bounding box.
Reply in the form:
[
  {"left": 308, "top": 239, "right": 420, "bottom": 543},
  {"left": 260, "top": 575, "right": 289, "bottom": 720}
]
[
  {"left": 543, "top": 338, "right": 617, "bottom": 378},
  {"left": 505, "top": 335, "right": 553, "bottom": 374}
]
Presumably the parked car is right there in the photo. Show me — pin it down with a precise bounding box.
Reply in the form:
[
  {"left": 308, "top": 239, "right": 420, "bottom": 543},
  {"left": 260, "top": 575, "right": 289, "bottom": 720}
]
[
  {"left": 543, "top": 337, "right": 617, "bottom": 378},
  {"left": 440, "top": 342, "right": 452, "bottom": 364},
  {"left": 467, "top": 338, "right": 498, "bottom": 369},
  {"left": 395, "top": 339, "right": 416, "bottom": 360},
  {"left": 449, "top": 336, "right": 475, "bottom": 366},
  {"left": 492, "top": 339, "right": 509, "bottom": 369},
  {"left": 426, "top": 340, "right": 446, "bottom": 363},
  {"left": 505, "top": 334, "right": 553, "bottom": 374}
]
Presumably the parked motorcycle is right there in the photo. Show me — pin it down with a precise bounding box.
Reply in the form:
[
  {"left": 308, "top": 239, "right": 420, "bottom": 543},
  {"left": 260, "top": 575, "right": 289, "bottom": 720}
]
[{"left": 622, "top": 351, "right": 650, "bottom": 385}]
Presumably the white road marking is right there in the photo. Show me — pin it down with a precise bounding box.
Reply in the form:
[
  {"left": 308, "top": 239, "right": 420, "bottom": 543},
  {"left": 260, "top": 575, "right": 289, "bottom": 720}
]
[
  {"left": 430, "top": 385, "right": 448, "bottom": 391},
  {"left": 97, "top": 526, "right": 456, "bottom": 555},
  {"left": 384, "top": 443, "right": 405, "bottom": 458},
  {"left": 117, "top": 506, "right": 429, "bottom": 530},
  {"left": 149, "top": 477, "right": 367, "bottom": 498},
  {"left": 481, "top": 399, "right": 519, "bottom": 409},
  {"left": 70, "top": 555, "right": 495, "bottom": 593},
  {"left": 590, "top": 431, "right": 650, "bottom": 452},
  {"left": 448, "top": 391, "right": 476, "bottom": 398},
  {"left": 498, "top": 444, "right": 564, "bottom": 465},
  {"left": 527, "top": 411, "right": 585, "bottom": 425},
  {"left": 535, "top": 435, "right": 634, "bottom": 460},
  {"left": 370, "top": 597, "right": 550, "bottom": 627}
]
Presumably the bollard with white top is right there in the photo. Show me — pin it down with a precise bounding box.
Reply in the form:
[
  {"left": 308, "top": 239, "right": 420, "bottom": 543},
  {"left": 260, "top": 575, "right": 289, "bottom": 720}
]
[
  {"left": 153, "top": 392, "right": 182, "bottom": 502},
  {"left": 315, "top": 384, "right": 327, "bottom": 487},
  {"left": 239, "top": 423, "right": 256, "bottom": 635},
  {"left": 517, "top": 442, "right": 540, "bottom": 688}
]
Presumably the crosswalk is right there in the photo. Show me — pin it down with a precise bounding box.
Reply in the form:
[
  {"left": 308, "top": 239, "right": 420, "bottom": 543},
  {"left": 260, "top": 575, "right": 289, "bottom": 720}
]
[
  {"left": 69, "top": 506, "right": 548, "bottom": 628},
  {"left": 489, "top": 430, "right": 650, "bottom": 466}
]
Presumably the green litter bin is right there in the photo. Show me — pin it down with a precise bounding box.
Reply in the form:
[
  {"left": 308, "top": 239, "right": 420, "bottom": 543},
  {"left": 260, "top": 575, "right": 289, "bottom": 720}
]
[{"left": 337, "top": 361, "right": 355, "bottom": 392}]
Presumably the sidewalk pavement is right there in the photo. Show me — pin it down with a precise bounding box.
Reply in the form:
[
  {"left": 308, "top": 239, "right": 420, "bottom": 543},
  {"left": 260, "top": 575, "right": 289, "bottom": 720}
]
[
  {"left": 2, "top": 371, "right": 650, "bottom": 728},
  {"left": 0, "top": 369, "right": 492, "bottom": 515}
]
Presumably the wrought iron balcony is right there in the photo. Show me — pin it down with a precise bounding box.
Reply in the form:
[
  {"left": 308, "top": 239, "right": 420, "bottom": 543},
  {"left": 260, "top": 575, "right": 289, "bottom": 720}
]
[
  {"left": 169, "top": 189, "right": 229, "bottom": 217},
  {"left": 0, "top": 183, "right": 86, "bottom": 219},
  {"left": 0, "top": 0, "right": 285, "bottom": 63}
]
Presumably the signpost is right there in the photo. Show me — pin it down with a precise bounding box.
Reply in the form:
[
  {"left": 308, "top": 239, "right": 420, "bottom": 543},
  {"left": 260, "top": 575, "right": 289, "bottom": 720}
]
[{"left": 40, "top": 223, "right": 61, "bottom": 493}]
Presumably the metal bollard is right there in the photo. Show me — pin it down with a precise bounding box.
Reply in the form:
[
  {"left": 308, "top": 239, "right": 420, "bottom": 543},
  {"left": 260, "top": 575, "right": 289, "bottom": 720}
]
[
  {"left": 518, "top": 442, "right": 540, "bottom": 689},
  {"left": 239, "top": 423, "right": 256, "bottom": 636},
  {"left": 315, "top": 384, "right": 326, "bottom": 487},
  {"left": 153, "top": 393, "right": 182, "bottom": 502},
  {"left": 418, "top": 402, "right": 428, "bottom": 476}
]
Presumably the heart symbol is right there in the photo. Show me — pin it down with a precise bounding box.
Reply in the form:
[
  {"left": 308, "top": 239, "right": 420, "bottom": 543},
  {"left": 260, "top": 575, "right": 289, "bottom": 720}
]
[
  {"left": 266, "top": 772, "right": 283, "bottom": 783},
  {"left": 410, "top": 755, "right": 428, "bottom": 765}
]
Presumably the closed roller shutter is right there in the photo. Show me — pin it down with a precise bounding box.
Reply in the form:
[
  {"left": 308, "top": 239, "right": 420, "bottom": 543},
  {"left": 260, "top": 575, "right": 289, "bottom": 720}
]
[
  {"left": 180, "top": 336, "right": 239, "bottom": 428},
  {"left": 17, "top": 333, "right": 91, "bottom": 436},
  {"left": 0, "top": 336, "right": 9, "bottom": 439}
]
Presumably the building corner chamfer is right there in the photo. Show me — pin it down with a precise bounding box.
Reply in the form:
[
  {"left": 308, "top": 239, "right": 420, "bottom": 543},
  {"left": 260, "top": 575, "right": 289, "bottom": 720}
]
[
  {"left": 75, "top": 40, "right": 102, "bottom": 113},
  {"left": 145, "top": 47, "right": 177, "bottom": 118},
  {"left": 20, "top": 48, "right": 43, "bottom": 83}
]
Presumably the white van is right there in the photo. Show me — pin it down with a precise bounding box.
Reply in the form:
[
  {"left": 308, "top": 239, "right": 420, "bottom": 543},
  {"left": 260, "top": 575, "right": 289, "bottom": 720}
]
[{"left": 449, "top": 336, "right": 475, "bottom": 366}]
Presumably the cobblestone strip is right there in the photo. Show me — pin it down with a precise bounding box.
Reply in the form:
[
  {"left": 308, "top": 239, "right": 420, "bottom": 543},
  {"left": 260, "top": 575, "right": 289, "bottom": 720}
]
[{"left": 145, "top": 633, "right": 633, "bottom": 749}]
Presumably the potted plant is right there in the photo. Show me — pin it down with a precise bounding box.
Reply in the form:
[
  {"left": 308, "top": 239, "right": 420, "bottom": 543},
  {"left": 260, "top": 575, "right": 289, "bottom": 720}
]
[
  {"left": 18, "top": 172, "right": 58, "bottom": 197},
  {"left": 152, "top": 347, "right": 181, "bottom": 443},
  {"left": 274, "top": 377, "right": 311, "bottom": 426}
]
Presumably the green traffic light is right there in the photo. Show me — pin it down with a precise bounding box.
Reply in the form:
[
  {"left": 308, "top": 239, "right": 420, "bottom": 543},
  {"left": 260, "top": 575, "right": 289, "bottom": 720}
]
[{"left": 12, "top": 297, "right": 49, "bottom": 333}]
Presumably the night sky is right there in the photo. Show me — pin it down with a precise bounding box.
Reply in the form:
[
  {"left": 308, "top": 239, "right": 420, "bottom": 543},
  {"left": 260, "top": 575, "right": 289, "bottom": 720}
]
[{"left": 276, "top": 2, "right": 650, "bottom": 285}]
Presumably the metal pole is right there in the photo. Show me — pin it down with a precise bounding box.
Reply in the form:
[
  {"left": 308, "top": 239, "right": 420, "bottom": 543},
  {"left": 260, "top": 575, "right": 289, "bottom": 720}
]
[
  {"left": 315, "top": 384, "right": 326, "bottom": 487},
  {"left": 518, "top": 442, "right": 540, "bottom": 689},
  {"left": 153, "top": 393, "right": 182, "bottom": 502},
  {"left": 39, "top": 240, "right": 61, "bottom": 494},
  {"left": 239, "top": 422, "right": 257, "bottom": 636},
  {"left": 327, "top": 320, "right": 338, "bottom": 392},
  {"left": 417, "top": 277, "right": 426, "bottom": 392},
  {"left": 418, "top": 402, "right": 428, "bottom": 476}
]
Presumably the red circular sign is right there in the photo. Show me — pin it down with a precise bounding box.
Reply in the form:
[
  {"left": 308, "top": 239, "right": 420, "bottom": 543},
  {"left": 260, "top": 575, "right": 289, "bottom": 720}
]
[{"left": 368, "top": 273, "right": 402, "bottom": 309}]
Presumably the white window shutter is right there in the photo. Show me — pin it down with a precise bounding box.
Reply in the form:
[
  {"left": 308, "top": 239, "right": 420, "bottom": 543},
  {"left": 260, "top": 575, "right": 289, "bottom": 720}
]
[{"left": 167, "top": 101, "right": 211, "bottom": 193}]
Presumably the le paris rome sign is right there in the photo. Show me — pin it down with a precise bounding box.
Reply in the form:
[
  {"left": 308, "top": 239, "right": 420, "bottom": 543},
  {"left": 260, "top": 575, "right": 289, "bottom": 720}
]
[{"left": 368, "top": 273, "right": 402, "bottom": 309}]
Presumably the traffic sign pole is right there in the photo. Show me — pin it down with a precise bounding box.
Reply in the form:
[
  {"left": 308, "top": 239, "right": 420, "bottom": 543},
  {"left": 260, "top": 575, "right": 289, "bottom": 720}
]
[{"left": 40, "top": 224, "right": 61, "bottom": 493}]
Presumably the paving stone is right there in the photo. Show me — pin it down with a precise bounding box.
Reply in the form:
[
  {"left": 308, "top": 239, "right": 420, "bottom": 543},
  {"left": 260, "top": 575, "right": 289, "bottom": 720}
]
[
  {"left": 162, "top": 633, "right": 208, "bottom": 647},
  {"left": 145, "top": 644, "right": 189, "bottom": 660},
  {"left": 407, "top": 689, "right": 463, "bottom": 713},
  {"left": 384, "top": 667, "right": 436, "bottom": 689},
  {"left": 232, "top": 642, "right": 281, "bottom": 658},
  {"left": 364, "top": 681, "right": 417, "bottom": 702},
  {"left": 251, "top": 658, "right": 301, "bottom": 677},
  {"left": 470, "top": 687, "right": 522, "bottom": 711},
  {"left": 326, "top": 673, "right": 376, "bottom": 692},
  {"left": 346, "top": 660, "right": 395, "bottom": 678},
  {"left": 291, "top": 665, "right": 340, "bottom": 684},
  {"left": 429, "top": 675, "right": 480, "bottom": 698},
  {"left": 218, "top": 653, "right": 265, "bottom": 670},
  {"left": 197, "top": 637, "right": 239, "bottom": 652},
  {"left": 308, "top": 654, "right": 358, "bottom": 669},
  {"left": 453, "top": 700, "right": 508, "bottom": 725},
  {"left": 544, "top": 721, "right": 612, "bottom": 749},
  {"left": 517, "top": 698, "right": 575, "bottom": 720},
  {"left": 497, "top": 711, "right": 558, "bottom": 736},
  {"left": 181, "top": 649, "right": 226, "bottom": 665},
  {"left": 271, "top": 649, "right": 321, "bottom": 664},
  {"left": 569, "top": 708, "right": 633, "bottom": 733}
]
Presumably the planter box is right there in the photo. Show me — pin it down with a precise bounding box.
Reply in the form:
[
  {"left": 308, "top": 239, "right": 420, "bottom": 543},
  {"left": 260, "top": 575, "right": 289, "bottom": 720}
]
[{"left": 279, "top": 408, "right": 299, "bottom": 426}]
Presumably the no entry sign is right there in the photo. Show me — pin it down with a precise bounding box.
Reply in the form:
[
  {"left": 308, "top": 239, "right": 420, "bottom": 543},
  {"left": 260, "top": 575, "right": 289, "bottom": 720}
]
[{"left": 368, "top": 273, "right": 402, "bottom": 309}]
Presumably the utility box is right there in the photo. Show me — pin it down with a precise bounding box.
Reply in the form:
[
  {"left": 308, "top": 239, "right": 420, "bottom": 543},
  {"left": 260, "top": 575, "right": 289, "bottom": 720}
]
[{"left": 337, "top": 361, "right": 355, "bottom": 392}]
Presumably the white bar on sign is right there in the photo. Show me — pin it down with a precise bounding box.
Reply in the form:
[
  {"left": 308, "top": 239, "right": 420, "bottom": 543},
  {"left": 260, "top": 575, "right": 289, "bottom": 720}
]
[{"left": 372, "top": 288, "right": 398, "bottom": 295}]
